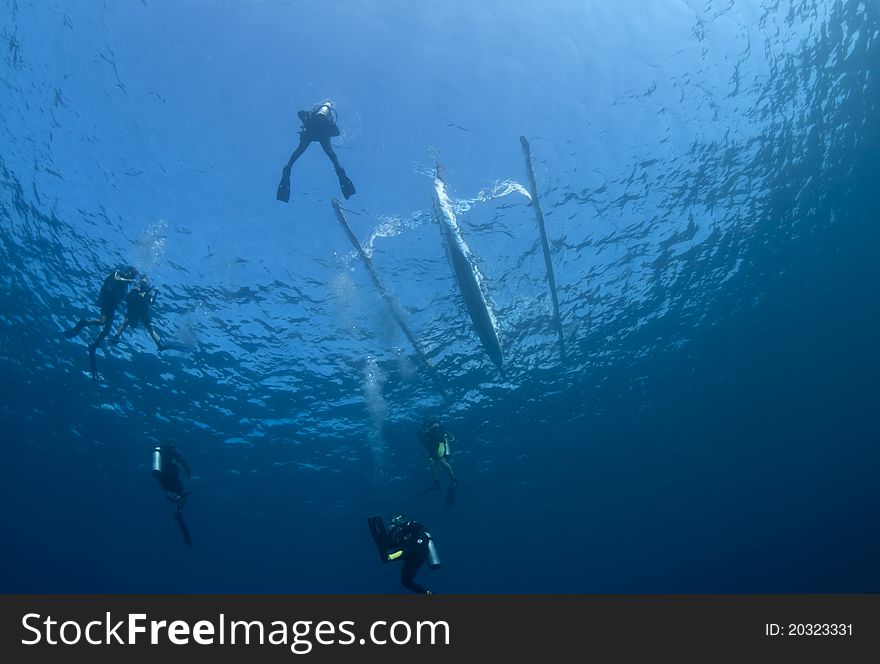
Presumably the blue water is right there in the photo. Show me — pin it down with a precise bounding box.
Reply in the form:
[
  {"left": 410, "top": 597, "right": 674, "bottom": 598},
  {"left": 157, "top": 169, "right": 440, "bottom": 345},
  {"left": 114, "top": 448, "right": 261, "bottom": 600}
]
[{"left": 1, "top": 0, "right": 878, "bottom": 593}]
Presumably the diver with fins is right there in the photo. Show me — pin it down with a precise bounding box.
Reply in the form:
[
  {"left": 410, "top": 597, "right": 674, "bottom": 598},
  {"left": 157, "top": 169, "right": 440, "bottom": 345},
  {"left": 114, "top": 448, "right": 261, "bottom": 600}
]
[
  {"left": 368, "top": 513, "right": 442, "bottom": 594},
  {"left": 151, "top": 443, "right": 193, "bottom": 546},
  {"left": 418, "top": 420, "right": 458, "bottom": 507},
  {"left": 276, "top": 100, "right": 356, "bottom": 202},
  {"left": 63, "top": 265, "right": 139, "bottom": 381}
]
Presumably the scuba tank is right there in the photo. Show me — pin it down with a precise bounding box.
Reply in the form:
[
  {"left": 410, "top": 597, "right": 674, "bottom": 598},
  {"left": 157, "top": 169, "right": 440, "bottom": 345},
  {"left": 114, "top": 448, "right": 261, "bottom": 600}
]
[
  {"left": 423, "top": 531, "right": 442, "bottom": 570},
  {"left": 316, "top": 102, "right": 333, "bottom": 119},
  {"left": 151, "top": 446, "right": 162, "bottom": 474}
]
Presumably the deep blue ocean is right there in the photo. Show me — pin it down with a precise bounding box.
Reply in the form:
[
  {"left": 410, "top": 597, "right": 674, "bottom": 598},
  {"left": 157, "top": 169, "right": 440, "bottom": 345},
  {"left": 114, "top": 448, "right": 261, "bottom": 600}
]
[{"left": 1, "top": 0, "right": 878, "bottom": 593}]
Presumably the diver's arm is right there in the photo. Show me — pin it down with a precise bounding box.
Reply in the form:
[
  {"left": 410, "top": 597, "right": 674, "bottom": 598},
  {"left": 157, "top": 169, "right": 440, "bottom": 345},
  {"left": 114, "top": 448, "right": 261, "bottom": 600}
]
[
  {"left": 384, "top": 528, "right": 421, "bottom": 563},
  {"left": 167, "top": 449, "right": 191, "bottom": 477},
  {"left": 113, "top": 271, "right": 135, "bottom": 282},
  {"left": 385, "top": 549, "right": 404, "bottom": 563},
  {"left": 381, "top": 529, "right": 400, "bottom": 563},
  {"left": 178, "top": 457, "right": 192, "bottom": 478}
]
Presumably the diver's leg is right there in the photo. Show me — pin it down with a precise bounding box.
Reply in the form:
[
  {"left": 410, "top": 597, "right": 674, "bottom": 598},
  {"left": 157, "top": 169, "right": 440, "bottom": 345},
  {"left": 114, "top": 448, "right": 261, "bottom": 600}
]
[
  {"left": 65, "top": 315, "right": 105, "bottom": 338},
  {"left": 285, "top": 135, "right": 312, "bottom": 169},
  {"left": 438, "top": 458, "right": 457, "bottom": 484},
  {"left": 91, "top": 315, "right": 113, "bottom": 345},
  {"left": 109, "top": 317, "right": 128, "bottom": 345},
  {"left": 278, "top": 135, "right": 312, "bottom": 201},
  {"left": 318, "top": 137, "right": 342, "bottom": 170},
  {"left": 418, "top": 461, "right": 442, "bottom": 495},
  {"left": 88, "top": 345, "right": 99, "bottom": 380},
  {"left": 87, "top": 316, "right": 114, "bottom": 380},
  {"left": 170, "top": 477, "right": 191, "bottom": 545},
  {"left": 175, "top": 510, "right": 192, "bottom": 545},
  {"left": 162, "top": 475, "right": 185, "bottom": 504},
  {"left": 401, "top": 556, "right": 428, "bottom": 594},
  {"left": 429, "top": 460, "right": 441, "bottom": 489},
  {"left": 147, "top": 323, "right": 165, "bottom": 350},
  {"left": 322, "top": 138, "right": 355, "bottom": 198},
  {"left": 439, "top": 459, "right": 457, "bottom": 507}
]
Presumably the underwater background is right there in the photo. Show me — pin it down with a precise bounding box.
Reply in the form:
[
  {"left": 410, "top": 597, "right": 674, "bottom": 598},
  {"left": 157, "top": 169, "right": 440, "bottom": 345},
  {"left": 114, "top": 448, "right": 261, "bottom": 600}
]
[{"left": 1, "top": 0, "right": 878, "bottom": 593}]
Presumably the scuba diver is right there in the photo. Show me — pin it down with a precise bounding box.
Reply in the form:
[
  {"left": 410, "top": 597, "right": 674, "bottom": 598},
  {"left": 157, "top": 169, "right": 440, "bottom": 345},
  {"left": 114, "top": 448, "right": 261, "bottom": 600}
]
[
  {"left": 276, "top": 100, "right": 356, "bottom": 202},
  {"left": 419, "top": 421, "right": 459, "bottom": 507},
  {"left": 368, "top": 513, "right": 441, "bottom": 594},
  {"left": 109, "top": 277, "right": 181, "bottom": 352},
  {"left": 63, "top": 265, "right": 139, "bottom": 381},
  {"left": 151, "top": 444, "right": 192, "bottom": 546}
]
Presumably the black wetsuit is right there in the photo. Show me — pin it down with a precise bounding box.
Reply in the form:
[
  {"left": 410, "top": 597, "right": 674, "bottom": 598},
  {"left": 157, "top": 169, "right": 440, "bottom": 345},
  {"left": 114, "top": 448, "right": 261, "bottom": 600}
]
[
  {"left": 154, "top": 446, "right": 188, "bottom": 502},
  {"left": 97, "top": 269, "right": 133, "bottom": 318},
  {"left": 386, "top": 521, "right": 432, "bottom": 594},
  {"left": 110, "top": 279, "right": 179, "bottom": 352},
  {"left": 125, "top": 284, "right": 153, "bottom": 328},
  {"left": 64, "top": 265, "right": 138, "bottom": 379},
  {"left": 299, "top": 104, "right": 341, "bottom": 140},
  {"left": 153, "top": 446, "right": 192, "bottom": 545},
  {"left": 419, "top": 424, "right": 457, "bottom": 507},
  {"left": 279, "top": 102, "right": 354, "bottom": 200},
  {"left": 288, "top": 105, "right": 342, "bottom": 170},
  {"left": 420, "top": 425, "right": 447, "bottom": 462}
]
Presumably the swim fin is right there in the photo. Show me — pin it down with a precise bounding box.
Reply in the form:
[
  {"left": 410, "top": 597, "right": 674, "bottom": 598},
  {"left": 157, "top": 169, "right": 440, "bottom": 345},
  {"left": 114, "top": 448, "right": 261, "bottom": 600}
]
[
  {"left": 445, "top": 485, "right": 456, "bottom": 508},
  {"left": 445, "top": 479, "right": 458, "bottom": 508},
  {"left": 368, "top": 516, "right": 388, "bottom": 563},
  {"left": 418, "top": 480, "right": 442, "bottom": 496},
  {"left": 64, "top": 321, "right": 84, "bottom": 338},
  {"left": 88, "top": 346, "right": 99, "bottom": 382},
  {"left": 337, "top": 168, "right": 355, "bottom": 199},
  {"left": 175, "top": 511, "right": 192, "bottom": 546},
  {"left": 276, "top": 167, "right": 291, "bottom": 203}
]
